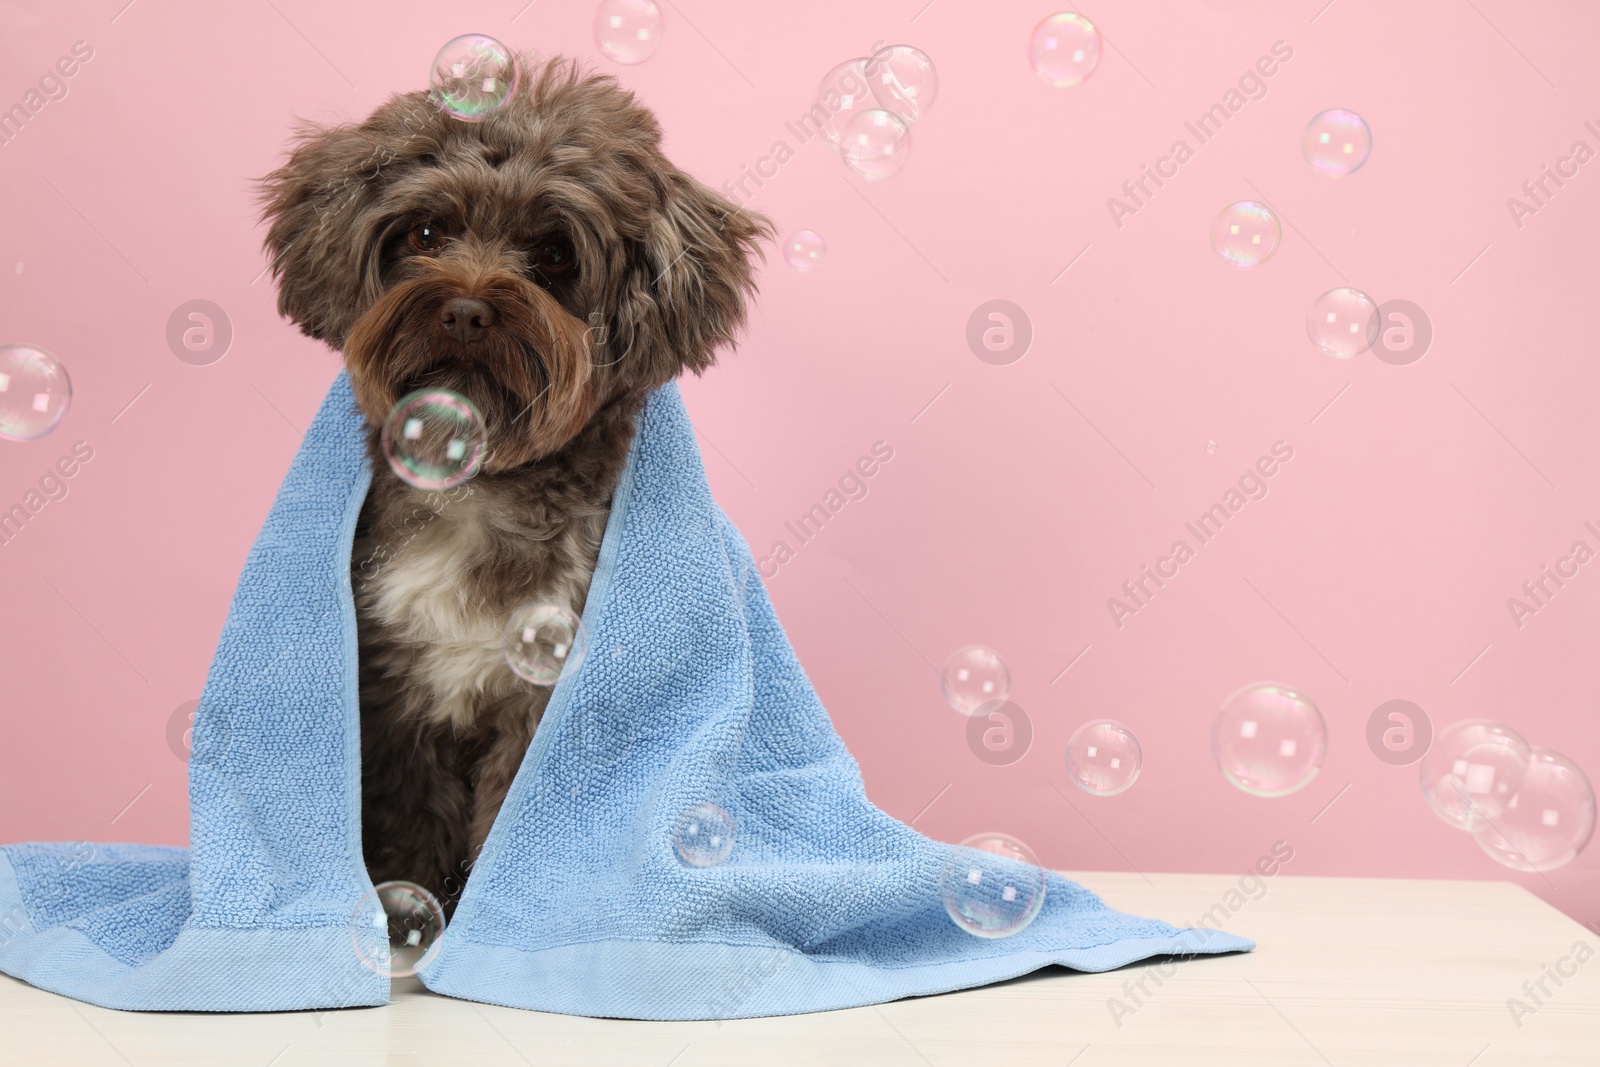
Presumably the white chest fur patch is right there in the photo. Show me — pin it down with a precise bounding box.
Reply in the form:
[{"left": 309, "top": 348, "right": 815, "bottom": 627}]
[{"left": 357, "top": 490, "right": 607, "bottom": 731}]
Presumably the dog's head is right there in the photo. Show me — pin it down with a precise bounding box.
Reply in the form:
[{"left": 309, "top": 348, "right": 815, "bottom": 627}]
[{"left": 258, "top": 54, "right": 771, "bottom": 472}]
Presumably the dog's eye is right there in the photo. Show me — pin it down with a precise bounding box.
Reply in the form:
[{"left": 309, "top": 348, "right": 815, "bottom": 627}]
[
  {"left": 407, "top": 221, "right": 449, "bottom": 255},
  {"left": 529, "top": 236, "right": 576, "bottom": 279}
]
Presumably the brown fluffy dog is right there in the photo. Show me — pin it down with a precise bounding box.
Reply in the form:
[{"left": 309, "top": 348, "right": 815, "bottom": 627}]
[{"left": 258, "top": 55, "right": 770, "bottom": 914}]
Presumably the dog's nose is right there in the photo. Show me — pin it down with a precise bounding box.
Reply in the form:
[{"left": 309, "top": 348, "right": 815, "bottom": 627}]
[{"left": 441, "top": 297, "right": 495, "bottom": 343}]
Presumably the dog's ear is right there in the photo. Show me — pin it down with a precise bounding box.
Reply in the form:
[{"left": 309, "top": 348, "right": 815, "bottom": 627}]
[
  {"left": 257, "top": 114, "right": 414, "bottom": 348},
  {"left": 622, "top": 170, "right": 773, "bottom": 381}
]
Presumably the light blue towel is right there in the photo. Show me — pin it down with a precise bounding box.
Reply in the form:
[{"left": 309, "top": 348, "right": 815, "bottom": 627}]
[{"left": 0, "top": 371, "right": 1250, "bottom": 1018}]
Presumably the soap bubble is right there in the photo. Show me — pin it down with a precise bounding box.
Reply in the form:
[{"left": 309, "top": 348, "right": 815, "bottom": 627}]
[
  {"left": 816, "top": 58, "right": 878, "bottom": 155},
  {"left": 1303, "top": 109, "right": 1372, "bottom": 177},
  {"left": 941, "top": 646, "right": 1011, "bottom": 716},
  {"left": 1065, "top": 720, "right": 1143, "bottom": 796},
  {"left": 673, "top": 803, "right": 735, "bottom": 867},
  {"left": 381, "top": 389, "right": 487, "bottom": 490},
  {"left": 866, "top": 44, "right": 938, "bottom": 123},
  {"left": 1213, "top": 683, "right": 1327, "bottom": 797},
  {"left": 940, "top": 832, "right": 1047, "bottom": 939},
  {"left": 429, "top": 35, "right": 518, "bottom": 121},
  {"left": 1210, "top": 201, "right": 1281, "bottom": 268},
  {"left": 1029, "top": 13, "right": 1102, "bottom": 87},
  {"left": 0, "top": 344, "right": 71, "bottom": 442},
  {"left": 1420, "top": 720, "right": 1531, "bottom": 830},
  {"left": 1474, "top": 748, "right": 1595, "bottom": 872},
  {"left": 783, "top": 230, "right": 826, "bottom": 272},
  {"left": 1306, "top": 287, "right": 1379, "bottom": 359},
  {"left": 504, "top": 602, "right": 588, "bottom": 686},
  {"left": 840, "top": 108, "right": 911, "bottom": 180},
  {"left": 350, "top": 880, "right": 446, "bottom": 977},
  {"left": 594, "top": 0, "right": 662, "bottom": 65}
]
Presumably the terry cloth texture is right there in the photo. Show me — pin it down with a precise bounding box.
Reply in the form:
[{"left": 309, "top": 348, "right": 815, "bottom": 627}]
[{"left": 0, "top": 371, "right": 1251, "bottom": 1017}]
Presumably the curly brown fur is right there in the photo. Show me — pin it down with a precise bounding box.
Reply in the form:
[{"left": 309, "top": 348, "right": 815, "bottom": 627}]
[{"left": 258, "top": 53, "right": 771, "bottom": 912}]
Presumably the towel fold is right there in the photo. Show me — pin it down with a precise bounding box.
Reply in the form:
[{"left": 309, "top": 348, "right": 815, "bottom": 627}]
[{"left": 0, "top": 371, "right": 1250, "bottom": 1017}]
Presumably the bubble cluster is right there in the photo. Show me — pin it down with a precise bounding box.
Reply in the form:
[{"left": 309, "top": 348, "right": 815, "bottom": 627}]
[
  {"left": 504, "top": 602, "right": 588, "bottom": 686},
  {"left": 381, "top": 389, "right": 487, "bottom": 490},
  {"left": 1212, "top": 683, "right": 1327, "bottom": 797},
  {"left": 1065, "top": 720, "right": 1143, "bottom": 796},
  {"left": 816, "top": 59, "right": 878, "bottom": 155},
  {"left": 1419, "top": 720, "right": 1531, "bottom": 830},
  {"left": 0, "top": 344, "right": 71, "bottom": 442},
  {"left": 940, "top": 832, "right": 1047, "bottom": 939},
  {"left": 1474, "top": 749, "right": 1595, "bottom": 872},
  {"left": 349, "top": 880, "right": 446, "bottom": 977},
  {"left": 1306, "top": 287, "right": 1379, "bottom": 359},
  {"left": 866, "top": 44, "right": 938, "bottom": 123},
  {"left": 594, "top": 0, "right": 663, "bottom": 65},
  {"left": 783, "top": 230, "right": 827, "bottom": 272},
  {"left": 1029, "top": 13, "right": 1102, "bottom": 87},
  {"left": 1210, "top": 201, "right": 1281, "bottom": 268},
  {"left": 674, "top": 803, "right": 736, "bottom": 867},
  {"left": 941, "top": 646, "right": 1011, "bottom": 716},
  {"left": 1303, "top": 109, "right": 1372, "bottom": 177},
  {"left": 429, "top": 35, "right": 519, "bottom": 121}
]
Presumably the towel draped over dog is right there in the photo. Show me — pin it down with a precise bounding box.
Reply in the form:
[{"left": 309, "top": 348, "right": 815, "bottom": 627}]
[{"left": 0, "top": 371, "right": 1250, "bottom": 1018}]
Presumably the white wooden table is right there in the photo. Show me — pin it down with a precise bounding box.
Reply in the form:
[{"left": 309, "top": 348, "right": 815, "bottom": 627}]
[{"left": 6, "top": 873, "right": 1596, "bottom": 1065}]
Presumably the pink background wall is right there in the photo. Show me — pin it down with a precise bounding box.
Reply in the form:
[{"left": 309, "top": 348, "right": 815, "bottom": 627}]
[{"left": 2, "top": 0, "right": 1597, "bottom": 925}]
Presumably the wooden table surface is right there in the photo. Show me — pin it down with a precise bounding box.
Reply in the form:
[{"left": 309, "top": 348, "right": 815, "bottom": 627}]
[{"left": 5, "top": 873, "right": 1596, "bottom": 1065}]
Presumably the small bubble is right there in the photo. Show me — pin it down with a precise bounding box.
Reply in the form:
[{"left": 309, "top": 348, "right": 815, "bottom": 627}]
[
  {"left": 673, "top": 803, "right": 736, "bottom": 867},
  {"left": 429, "top": 35, "right": 518, "bottom": 121},
  {"left": 349, "top": 881, "right": 446, "bottom": 977},
  {"left": 594, "top": 0, "right": 663, "bottom": 65},
  {"left": 381, "top": 390, "right": 487, "bottom": 489},
  {"left": 504, "top": 602, "right": 588, "bottom": 686},
  {"left": 940, "top": 833, "right": 1046, "bottom": 938}
]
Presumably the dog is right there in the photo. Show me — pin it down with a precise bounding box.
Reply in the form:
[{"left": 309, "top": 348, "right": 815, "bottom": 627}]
[{"left": 258, "top": 53, "right": 771, "bottom": 915}]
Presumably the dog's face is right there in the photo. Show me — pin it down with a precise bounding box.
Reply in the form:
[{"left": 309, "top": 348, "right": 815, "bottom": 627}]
[{"left": 259, "top": 55, "right": 770, "bottom": 472}]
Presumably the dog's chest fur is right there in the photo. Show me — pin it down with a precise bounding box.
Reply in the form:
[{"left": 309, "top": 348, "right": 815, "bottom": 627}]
[{"left": 352, "top": 397, "right": 641, "bottom": 894}]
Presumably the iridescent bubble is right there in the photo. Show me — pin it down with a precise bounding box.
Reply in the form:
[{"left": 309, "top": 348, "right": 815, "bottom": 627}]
[
  {"left": 816, "top": 58, "right": 878, "bottom": 155},
  {"left": 1474, "top": 748, "right": 1595, "bottom": 872},
  {"left": 674, "top": 803, "right": 735, "bottom": 867},
  {"left": 1306, "top": 287, "right": 1379, "bottom": 358},
  {"left": 1030, "top": 13, "right": 1102, "bottom": 87},
  {"left": 1420, "top": 720, "right": 1531, "bottom": 830},
  {"left": 783, "top": 230, "right": 826, "bottom": 272},
  {"left": 1303, "top": 109, "right": 1372, "bottom": 177},
  {"left": 504, "top": 602, "right": 588, "bottom": 686},
  {"left": 1210, "top": 201, "right": 1281, "bottom": 268},
  {"left": 349, "top": 880, "right": 446, "bottom": 977},
  {"left": 1065, "top": 720, "right": 1142, "bottom": 796},
  {"left": 0, "top": 344, "right": 71, "bottom": 442},
  {"left": 941, "top": 646, "right": 1011, "bottom": 716},
  {"left": 381, "top": 389, "right": 487, "bottom": 490},
  {"left": 940, "top": 832, "right": 1047, "bottom": 939},
  {"left": 429, "top": 35, "right": 519, "bottom": 122},
  {"left": 594, "top": 0, "right": 663, "bottom": 65},
  {"left": 840, "top": 108, "right": 910, "bottom": 180},
  {"left": 866, "top": 44, "right": 938, "bottom": 123},
  {"left": 1213, "top": 683, "right": 1327, "bottom": 797}
]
